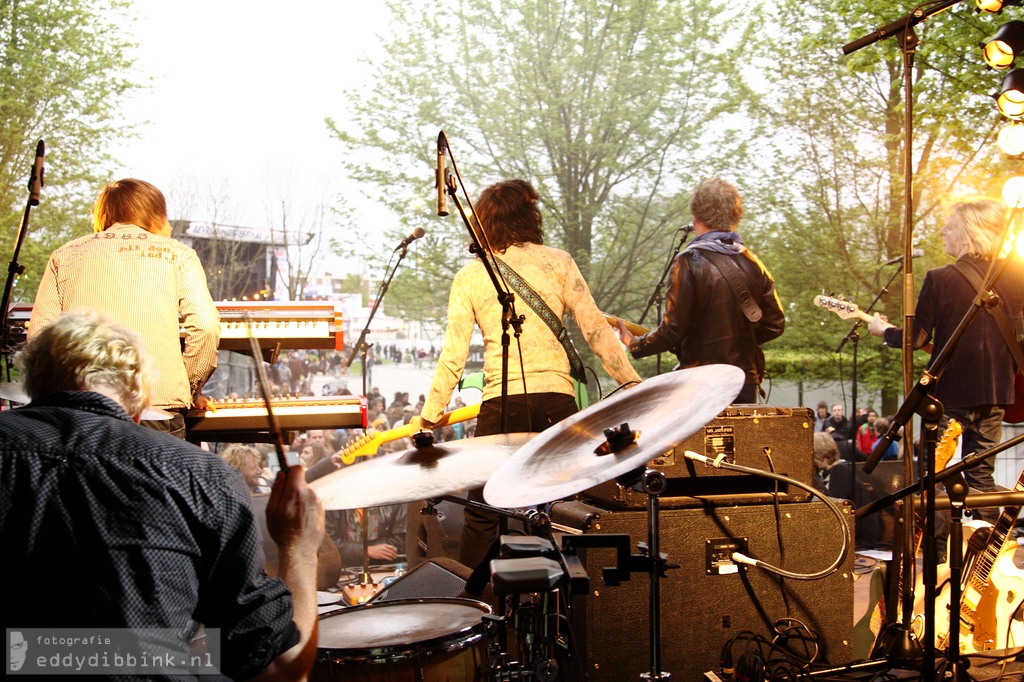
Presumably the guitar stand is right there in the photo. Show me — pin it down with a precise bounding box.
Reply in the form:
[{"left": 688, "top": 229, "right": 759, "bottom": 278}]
[{"left": 935, "top": 477, "right": 971, "bottom": 682}]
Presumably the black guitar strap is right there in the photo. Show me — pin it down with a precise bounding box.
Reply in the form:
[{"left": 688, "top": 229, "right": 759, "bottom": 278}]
[
  {"left": 698, "top": 250, "right": 763, "bottom": 323},
  {"left": 952, "top": 261, "right": 1024, "bottom": 370}
]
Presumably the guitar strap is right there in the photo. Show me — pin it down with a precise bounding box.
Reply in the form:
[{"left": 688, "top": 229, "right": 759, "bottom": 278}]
[
  {"left": 697, "top": 250, "right": 763, "bottom": 323},
  {"left": 698, "top": 250, "right": 765, "bottom": 389},
  {"left": 952, "top": 261, "right": 1024, "bottom": 370},
  {"left": 492, "top": 256, "right": 588, "bottom": 384}
]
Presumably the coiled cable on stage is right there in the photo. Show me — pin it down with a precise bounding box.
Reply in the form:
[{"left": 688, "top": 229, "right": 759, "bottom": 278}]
[{"left": 682, "top": 451, "right": 852, "bottom": 581}]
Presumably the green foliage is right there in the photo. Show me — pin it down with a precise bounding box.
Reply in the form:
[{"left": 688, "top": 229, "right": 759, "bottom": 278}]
[
  {"left": 0, "top": 0, "right": 140, "bottom": 302},
  {"left": 328, "top": 0, "right": 753, "bottom": 328},
  {"left": 743, "top": 0, "right": 1017, "bottom": 410}
]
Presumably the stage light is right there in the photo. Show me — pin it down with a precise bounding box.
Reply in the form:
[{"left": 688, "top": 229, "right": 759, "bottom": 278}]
[
  {"left": 997, "top": 121, "right": 1024, "bottom": 155},
  {"left": 983, "top": 21, "right": 1024, "bottom": 69},
  {"left": 977, "top": 0, "right": 1024, "bottom": 13},
  {"left": 1003, "top": 175, "right": 1024, "bottom": 208},
  {"left": 995, "top": 68, "right": 1024, "bottom": 118}
]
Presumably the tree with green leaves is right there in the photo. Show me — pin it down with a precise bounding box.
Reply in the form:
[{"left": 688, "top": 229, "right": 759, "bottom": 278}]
[
  {"left": 1, "top": 0, "right": 140, "bottom": 305},
  {"left": 329, "top": 0, "right": 753, "bottom": 319},
  {"left": 745, "top": 0, "right": 1019, "bottom": 413}
]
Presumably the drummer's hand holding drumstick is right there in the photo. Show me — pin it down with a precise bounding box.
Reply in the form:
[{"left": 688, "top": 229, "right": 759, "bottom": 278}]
[{"left": 262, "top": 463, "right": 324, "bottom": 678}]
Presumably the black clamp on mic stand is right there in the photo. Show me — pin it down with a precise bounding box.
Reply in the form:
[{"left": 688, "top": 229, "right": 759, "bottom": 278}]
[
  {"left": 436, "top": 130, "right": 524, "bottom": 434},
  {"left": 862, "top": 250, "right": 1020, "bottom": 682},
  {"left": 2, "top": 140, "right": 45, "bottom": 375},
  {"left": 637, "top": 226, "right": 692, "bottom": 376}
]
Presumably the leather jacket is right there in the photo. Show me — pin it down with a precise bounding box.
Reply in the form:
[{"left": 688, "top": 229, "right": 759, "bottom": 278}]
[{"left": 630, "top": 247, "right": 785, "bottom": 385}]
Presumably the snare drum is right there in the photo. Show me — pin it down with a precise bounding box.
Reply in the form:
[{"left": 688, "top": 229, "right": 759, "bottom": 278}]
[{"left": 312, "top": 598, "right": 491, "bottom": 681}]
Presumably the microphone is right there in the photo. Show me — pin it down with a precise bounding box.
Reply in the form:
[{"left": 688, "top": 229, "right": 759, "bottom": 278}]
[
  {"left": 28, "top": 139, "right": 45, "bottom": 206},
  {"left": 678, "top": 224, "right": 694, "bottom": 234},
  {"left": 883, "top": 249, "right": 924, "bottom": 266},
  {"left": 397, "top": 227, "right": 426, "bottom": 250},
  {"left": 436, "top": 132, "right": 448, "bottom": 217}
]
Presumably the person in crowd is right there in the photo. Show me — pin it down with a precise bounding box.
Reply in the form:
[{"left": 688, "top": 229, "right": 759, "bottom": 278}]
[
  {"left": 417, "top": 179, "right": 641, "bottom": 573},
  {"left": 1, "top": 311, "right": 323, "bottom": 680},
  {"left": 617, "top": 177, "right": 785, "bottom": 403},
  {"left": 28, "top": 178, "right": 220, "bottom": 439},
  {"left": 812, "top": 432, "right": 888, "bottom": 549},
  {"left": 869, "top": 198, "right": 1024, "bottom": 522},
  {"left": 872, "top": 417, "right": 900, "bottom": 460},
  {"left": 306, "top": 429, "right": 338, "bottom": 454},
  {"left": 814, "top": 401, "right": 829, "bottom": 431},
  {"left": 325, "top": 505, "right": 407, "bottom": 568},
  {"left": 823, "top": 403, "right": 853, "bottom": 441},
  {"left": 299, "top": 441, "right": 331, "bottom": 471},
  {"left": 856, "top": 407, "right": 879, "bottom": 457},
  {"left": 223, "top": 444, "right": 269, "bottom": 493}
]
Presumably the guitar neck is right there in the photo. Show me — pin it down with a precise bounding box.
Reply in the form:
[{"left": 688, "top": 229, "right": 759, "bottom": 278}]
[
  {"left": 338, "top": 403, "right": 481, "bottom": 465},
  {"left": 966, "top": 470, "right": 1024, "bottom": 591},
  {"left": 603, "top": 313, "right": 650, "bottom": 337}
]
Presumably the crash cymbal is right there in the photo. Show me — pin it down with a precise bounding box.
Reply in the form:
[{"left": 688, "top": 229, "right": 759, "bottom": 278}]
[
  {"left": 310, "top": 432, "right": 536, "bottom": 510},
  {"left": 483, "top": 364, "right": 745, "bottom": 508}
]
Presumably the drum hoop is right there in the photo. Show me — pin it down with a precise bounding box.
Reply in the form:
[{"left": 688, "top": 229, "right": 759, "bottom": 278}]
[{"left": 317, "top": 597, "right": 491, "bottom": 663}]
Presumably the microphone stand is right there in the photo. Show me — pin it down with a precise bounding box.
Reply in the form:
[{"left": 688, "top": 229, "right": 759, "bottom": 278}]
[
  {"left": 833, "top": 265, "right": 904, "bottom": 618},
  {"left": 438, "top": 132, "right": 523, "bottom": 434},
  {"left": 2, "top": 140, "right": 44, "bottom": 378},
  {"left": 637, "top": 228, "right": 691, "bottom": 376},
  {"left": 844, "top": 7, "right": 967, "bottom": 677},
  {"left": 862, "top": 250, "right": 1019, "bottom": 681},
  {"left": 342, "top": 235, "right": 419, "bottom": 589}
]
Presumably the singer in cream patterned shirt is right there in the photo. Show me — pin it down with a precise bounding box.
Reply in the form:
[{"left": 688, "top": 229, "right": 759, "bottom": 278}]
[
  {"left": 419, "top": 179, "right": 640, "bottom": 571},
  {"left": 29, "top": 178, "right": 219, "bottom": 439}
]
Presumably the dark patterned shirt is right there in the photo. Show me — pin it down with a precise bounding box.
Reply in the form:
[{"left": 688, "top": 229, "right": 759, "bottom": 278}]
[{"left": 0, "top": 391, "right": 298, "bottom": 680}]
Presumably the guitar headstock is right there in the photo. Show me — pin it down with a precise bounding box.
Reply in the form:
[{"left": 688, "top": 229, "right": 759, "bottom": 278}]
[
  {"left": 934, "top": 419, "right": 963, "bottom": 470},
  {"left": 813, "top": 293, "right": 862, "bottom": 320}
]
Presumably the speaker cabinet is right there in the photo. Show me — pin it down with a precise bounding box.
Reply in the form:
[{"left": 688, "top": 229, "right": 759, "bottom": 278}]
[
  {"left": 584, "top": 406, "right": 815, "bottom": 509},
  {"left": 558, "top": 500, "right": 856, "bottom": 681}
]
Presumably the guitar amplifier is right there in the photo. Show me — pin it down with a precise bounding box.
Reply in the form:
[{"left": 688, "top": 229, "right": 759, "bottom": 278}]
[
  {"left": 583, "top": 405, "right": 815, "bottom": 509},
  {"left": 551, "top": 499, "right": 856, "bottom": 681}
]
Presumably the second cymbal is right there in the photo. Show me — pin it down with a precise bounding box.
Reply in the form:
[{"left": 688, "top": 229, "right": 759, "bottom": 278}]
[
  {"left": 311, "top": 432, "right": 536, "bottom": 510},
  {"left": 484, "top": 365, "right": 745, "bottom": 508}
]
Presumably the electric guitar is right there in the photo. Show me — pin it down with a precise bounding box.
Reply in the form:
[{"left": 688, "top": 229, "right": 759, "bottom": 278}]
[
  {"left": 333, "top": 403, "right": 481, "bottom": 465},
  {"left": 936, "top": 467, "right": 1024, "bottom": 653},
  {"left": 813, "top": 294, "right": 934, "bottom": 353},
  {"left": 602, "top": 312, "right": 649, "bottom": 336}
]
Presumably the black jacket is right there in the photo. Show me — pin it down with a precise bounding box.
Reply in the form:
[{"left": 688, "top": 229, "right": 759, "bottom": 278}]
[
  {"left": 883, "top": 256, "right": 1024, "bottom": 409},
  {"left": 631, "top": 247, "right": 785, "bottom": 384}
]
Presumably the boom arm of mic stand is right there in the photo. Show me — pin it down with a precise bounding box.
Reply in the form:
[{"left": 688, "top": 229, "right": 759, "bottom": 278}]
[
  {"left": 836, "top": 263, "right": 902, "bottom": 354},
  {"left": 857, "top": 432, "right": 1024, "bottom": 519},
  {"left": 638, "top": 229, "right": 689, "bottom": 327},
  {"left": 344, "top": 247, "right": 411, "bottom": 394},
  {"left": 841, "top": 0, "right": 963, "bottom": 55}
]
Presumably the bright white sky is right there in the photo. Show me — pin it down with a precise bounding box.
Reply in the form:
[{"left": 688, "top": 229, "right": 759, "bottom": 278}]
[{"left": 109, "top": 0, "right": 395, "bottom": 275}]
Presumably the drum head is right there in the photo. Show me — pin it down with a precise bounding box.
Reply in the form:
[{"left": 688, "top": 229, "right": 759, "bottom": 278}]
[{"left": 318, "top": 598, "right": 490, "bottom": 651}]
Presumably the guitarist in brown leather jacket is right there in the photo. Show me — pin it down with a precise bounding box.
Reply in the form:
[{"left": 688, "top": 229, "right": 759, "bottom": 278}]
[{"left": 618, "top": 178, "right": 785, "bottom": 403}]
